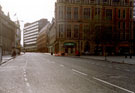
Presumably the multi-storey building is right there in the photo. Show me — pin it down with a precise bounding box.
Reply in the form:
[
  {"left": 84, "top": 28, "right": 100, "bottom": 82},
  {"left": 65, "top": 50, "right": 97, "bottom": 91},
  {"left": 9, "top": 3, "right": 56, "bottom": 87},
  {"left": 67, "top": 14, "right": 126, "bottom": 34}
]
[
  {"left": 0, "top": 5, "right": 17, "bottom": 55},
  {"left": 37, "top": 23, "right": 50, "bottom": 52},
  {"left": 55, "top": 0, "right": 134, "bottom": 55},
  {"left": 15, "top": 20, "right": 21, "bottom": 55},
  {"left": 23, "top": 19, "right": 48, "bottom": 52},
  {"left": 48, "top": 18, "right": 56, "bottom": 53}
]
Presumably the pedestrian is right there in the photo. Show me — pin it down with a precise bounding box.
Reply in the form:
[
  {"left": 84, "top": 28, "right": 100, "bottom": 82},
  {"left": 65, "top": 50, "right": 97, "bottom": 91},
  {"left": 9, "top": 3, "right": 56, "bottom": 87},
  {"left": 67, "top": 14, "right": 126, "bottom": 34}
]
[{"left": 12, "top": 49, "right": 16, "bottom": 58}]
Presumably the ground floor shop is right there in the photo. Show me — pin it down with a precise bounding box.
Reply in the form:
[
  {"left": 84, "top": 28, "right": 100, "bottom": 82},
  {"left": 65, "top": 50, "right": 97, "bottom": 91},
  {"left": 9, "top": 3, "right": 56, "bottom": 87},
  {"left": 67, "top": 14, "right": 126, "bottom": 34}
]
[
  {"left": 52, "top": 40, "right": 135, "bottom": 56},
  {"left": 53, "top": 40, "right": 93, "bottom": 56}
]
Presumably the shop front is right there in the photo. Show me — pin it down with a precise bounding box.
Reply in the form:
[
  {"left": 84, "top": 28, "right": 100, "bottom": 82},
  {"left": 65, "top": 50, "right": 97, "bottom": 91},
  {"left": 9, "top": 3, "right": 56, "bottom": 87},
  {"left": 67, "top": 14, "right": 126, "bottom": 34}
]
[{"left": 64, "top": 42, "right": 76, "bottom": 55}]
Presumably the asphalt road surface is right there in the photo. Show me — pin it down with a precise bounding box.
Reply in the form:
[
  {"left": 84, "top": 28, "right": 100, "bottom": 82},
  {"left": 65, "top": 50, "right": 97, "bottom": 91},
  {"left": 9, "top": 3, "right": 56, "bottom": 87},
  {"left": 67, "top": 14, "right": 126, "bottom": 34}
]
[{"left": 0, "top": 53, "right": 135, "bottom": 93}]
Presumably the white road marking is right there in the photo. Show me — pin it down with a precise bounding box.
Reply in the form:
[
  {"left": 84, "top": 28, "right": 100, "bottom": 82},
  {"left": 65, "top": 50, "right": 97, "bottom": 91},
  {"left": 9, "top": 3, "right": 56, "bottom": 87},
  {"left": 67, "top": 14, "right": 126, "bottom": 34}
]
[
  {"left": 24, "top": 71, "right": 26, "bottom": 74},
  {"left": 26, "top": 82, "right": 30, "bottom": 87},
  {"left": 72, "top": 69, "right": 88, "bottom": 76},
  {"left": 24, "top": 74, "right": 26, "bottom": 77},
  {"left": 60, "top": 64, "right": 64, "bottom": 67},
  {"left": 24, "top": 78, "right": 28, "bottom": 81},
  {"left": 93, "top": 77, "right": 135, "bottom": 93}
]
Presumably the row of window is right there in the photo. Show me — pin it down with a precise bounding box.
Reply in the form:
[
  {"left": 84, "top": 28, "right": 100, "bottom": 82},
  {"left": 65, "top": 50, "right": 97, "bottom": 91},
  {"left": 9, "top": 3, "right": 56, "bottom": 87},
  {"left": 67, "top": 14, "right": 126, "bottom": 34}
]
[
  {"left": 57, "top": 0, "right": 133, "bottom": 6},
  {"left": 24, "top": 22, "right": 38, "bottom": 30},
  {"left": 58, "top": 24, "right": 90, "bottom": 39},
  {"left": 58, "top": 23, "right": 133, "bottom": 40},
  {"left": 118, "top": 22, "right": 132, "bottom": 30},
  {"left": 58, "top": 6, "right": 132, "bottom": 20}
]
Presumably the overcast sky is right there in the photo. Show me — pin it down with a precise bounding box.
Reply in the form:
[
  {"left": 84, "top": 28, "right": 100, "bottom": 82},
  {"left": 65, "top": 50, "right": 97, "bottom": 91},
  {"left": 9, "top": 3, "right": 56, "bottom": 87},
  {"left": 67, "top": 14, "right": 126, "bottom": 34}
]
[
  {"left": 0, "top": 0, "right": 56, "bottom": 45},
  {"left": 0, "top": 0, "right": 56, "bottom": 28}
]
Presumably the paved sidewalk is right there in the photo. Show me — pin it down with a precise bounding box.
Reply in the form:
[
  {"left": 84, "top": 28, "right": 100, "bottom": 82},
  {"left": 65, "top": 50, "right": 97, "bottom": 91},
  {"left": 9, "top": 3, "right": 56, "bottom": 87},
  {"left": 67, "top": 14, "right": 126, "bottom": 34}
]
[
  {"left": 0, "top": 55, "right": 13, "bottom": 65},
  {"left": 44, "top": 53, "right": 135, "bottom": 65},
  {"left": 81, "top": 56, "right": 135, "bottom": 65}
]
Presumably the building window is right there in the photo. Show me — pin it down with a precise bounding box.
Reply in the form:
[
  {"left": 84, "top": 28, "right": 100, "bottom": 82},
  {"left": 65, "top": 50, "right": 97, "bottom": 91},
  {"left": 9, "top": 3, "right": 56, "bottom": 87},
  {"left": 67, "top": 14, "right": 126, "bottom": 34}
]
[
  {"left": 118, "top": 9, "right": 120, "bottom": 19},
  {"left": 83, "top": 8, "right": 91, "bottom": 20},
  {"left": 103, "top": 0, "right": 108, "bottom": 4},
  {"left": 83, "top": 25, "right": 90, "bottom": 40},
  {"left": 59, "top": 24, "right": 64, "bottom": 38},
  {"left": 67, "top": 24, "right": 71, "bottom": 38},
  {"left": 67, "top": 7, "right": 72, "bottom": 20},
  {"left": 84, "top": 0, "right": 90, "bottom": 4},
  {"left": 123, "top": 22, "right": 125, "bottom": 30},
  {"left": 118, "top": 22, "right": 121, "bottom": 29},
  {"left": 58, "top": 6, "right": 64, "bottom": 20},
  {"left": 75, "top": 0, "right": 80, "bottom": 3},
  {"left": 123, "top": 10, "right": 125, "bottom": 19},
  {"left": 74, "top": 7, "right": 79, "bottom": 20},
  {"left": 106, "top": 9, "right": 112, "bottom": 20},
  {"left": 95, "top": 8, "right": 100, "bottom": 19},
  {"left": 74, "top": 25, "right": 79, "bottom": 38},
  {"left": 122, "top": 22, "right": 126, "bottom": 40},
  {"left": 130, "top": 9, "right": 132, "bottom": 19}
]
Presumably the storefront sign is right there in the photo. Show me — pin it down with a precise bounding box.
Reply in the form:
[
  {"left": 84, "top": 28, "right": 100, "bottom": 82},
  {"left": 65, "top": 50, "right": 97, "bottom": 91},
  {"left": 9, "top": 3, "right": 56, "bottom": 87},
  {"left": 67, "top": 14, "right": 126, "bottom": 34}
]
[{"left": 64, "top": 42, "right": 76, "bottom": 46}]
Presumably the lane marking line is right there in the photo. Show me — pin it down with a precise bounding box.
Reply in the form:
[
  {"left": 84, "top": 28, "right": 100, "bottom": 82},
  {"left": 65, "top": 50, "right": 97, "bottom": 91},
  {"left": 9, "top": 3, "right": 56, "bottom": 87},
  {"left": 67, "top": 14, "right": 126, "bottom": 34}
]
[
  {"left": 26, "top": 83, "right": 30, "bottom": 87},
  {"left": 72, "top": 69, "right": 88, "bottom": 76},
  {"left": 60, "top": 64, "right": 64, "bottom": 67},
  {"left": 93, "top": 77, "right": 134, "bottom": 93},
  {"left": 24, "top": 71, "right": 26, "bottom": 74},
  {"left": 24, "top": 74, "right": 26, "bottom": 77},
  {"left": 24, "top": 78, "right": 28, "bottom": 81}
]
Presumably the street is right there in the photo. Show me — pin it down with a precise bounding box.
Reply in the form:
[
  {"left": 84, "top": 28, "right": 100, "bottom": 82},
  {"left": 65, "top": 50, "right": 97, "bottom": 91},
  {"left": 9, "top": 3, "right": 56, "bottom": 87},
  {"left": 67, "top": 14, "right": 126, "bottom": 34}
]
[{"left": 0, "top": 53, "right": 135, "bottom": 93}]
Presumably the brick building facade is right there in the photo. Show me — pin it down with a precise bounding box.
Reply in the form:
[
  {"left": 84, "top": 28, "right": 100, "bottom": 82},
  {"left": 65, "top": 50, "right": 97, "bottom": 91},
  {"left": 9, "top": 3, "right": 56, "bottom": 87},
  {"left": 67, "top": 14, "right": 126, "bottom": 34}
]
[{"left": 55, "top": 0, "right": 134, "bottom": 55}]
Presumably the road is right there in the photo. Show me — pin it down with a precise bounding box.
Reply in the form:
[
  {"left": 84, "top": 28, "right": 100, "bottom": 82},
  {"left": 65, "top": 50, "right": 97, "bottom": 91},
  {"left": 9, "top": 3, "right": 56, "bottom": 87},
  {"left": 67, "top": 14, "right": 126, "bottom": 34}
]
[{"left": 0, "top": 53, "right": 134, "bottom": 93}]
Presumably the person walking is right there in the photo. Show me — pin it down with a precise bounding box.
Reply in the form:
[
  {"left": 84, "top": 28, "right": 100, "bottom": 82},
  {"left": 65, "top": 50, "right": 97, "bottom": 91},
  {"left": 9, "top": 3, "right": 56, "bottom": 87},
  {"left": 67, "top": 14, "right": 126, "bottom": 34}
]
[{"left": 12, "top": 49, "right": 16, "bottom": 58}]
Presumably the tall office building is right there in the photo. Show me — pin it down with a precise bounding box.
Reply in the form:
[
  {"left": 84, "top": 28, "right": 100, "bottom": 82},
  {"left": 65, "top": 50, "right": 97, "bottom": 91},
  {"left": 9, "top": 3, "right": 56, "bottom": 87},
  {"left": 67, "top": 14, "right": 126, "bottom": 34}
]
[
  {"left": 55, "top": 0, "right": 134, "bottom": 55},
  {"left": 23, "top": 19, "right": 48, "bottom": 52}
]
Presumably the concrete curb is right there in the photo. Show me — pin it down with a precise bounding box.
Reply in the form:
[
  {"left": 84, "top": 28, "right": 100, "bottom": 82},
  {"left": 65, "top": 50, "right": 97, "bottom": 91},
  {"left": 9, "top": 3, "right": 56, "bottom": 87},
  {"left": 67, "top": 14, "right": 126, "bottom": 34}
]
[
  {"left": 0, "top": 57, "right": 14, "bottom": 65},
  {"left": 80, "top": 56, "right": 134, "bottom": 65}
]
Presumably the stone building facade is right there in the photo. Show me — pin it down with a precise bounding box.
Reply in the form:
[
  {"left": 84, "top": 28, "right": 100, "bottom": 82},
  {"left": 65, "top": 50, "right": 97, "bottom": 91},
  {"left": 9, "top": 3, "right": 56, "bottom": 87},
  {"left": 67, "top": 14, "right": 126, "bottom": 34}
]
[
  {"left": 55, "top": 0, "right": 134, "bottom": 55},
  {"left": 48, "top": 18, "right": 56, "bottom": 53},
  {"left": 0, "top": 5, "right": 17, "bottom": 55},
  {"left": 37, "top": 23, "right": 50, "bottom": 52}
]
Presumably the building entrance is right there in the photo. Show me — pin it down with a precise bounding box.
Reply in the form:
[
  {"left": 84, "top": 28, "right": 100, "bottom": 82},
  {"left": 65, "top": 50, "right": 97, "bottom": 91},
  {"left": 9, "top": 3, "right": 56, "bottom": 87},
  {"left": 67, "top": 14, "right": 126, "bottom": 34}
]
[{"left": 64, "top": 42, "right": 76, "bottom": 55}]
